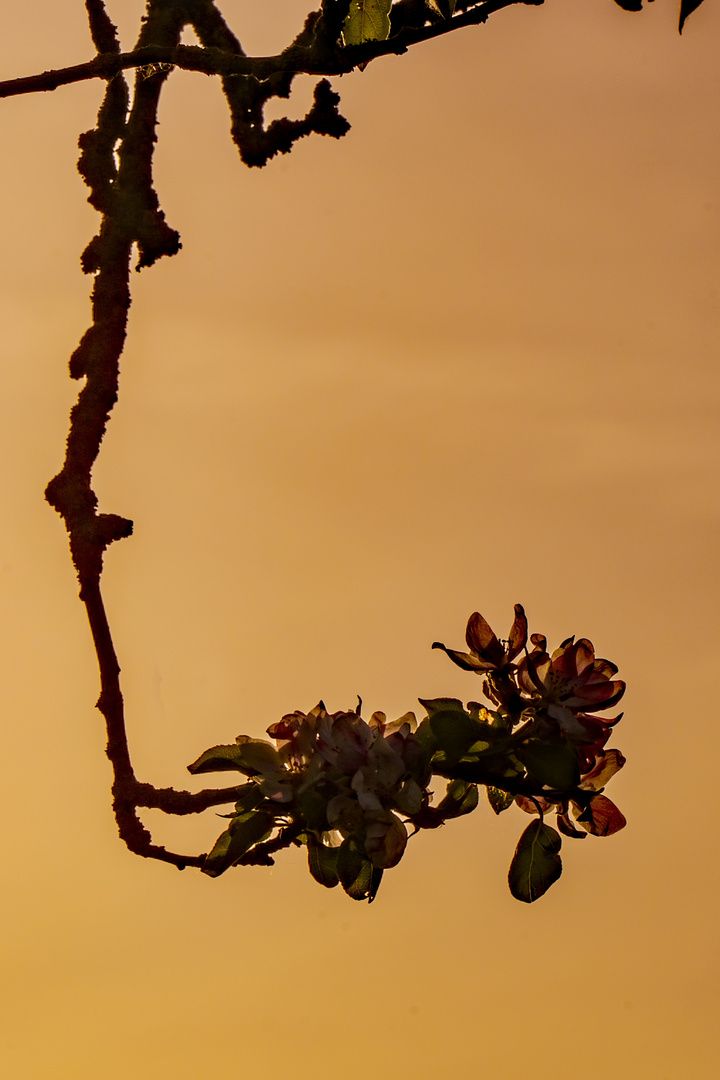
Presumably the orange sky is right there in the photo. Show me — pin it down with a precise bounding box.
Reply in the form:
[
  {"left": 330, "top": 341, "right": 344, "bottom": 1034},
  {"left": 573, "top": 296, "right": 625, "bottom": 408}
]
[{"left": 1, "top": 2, "right": 719, "bottom": 1077}]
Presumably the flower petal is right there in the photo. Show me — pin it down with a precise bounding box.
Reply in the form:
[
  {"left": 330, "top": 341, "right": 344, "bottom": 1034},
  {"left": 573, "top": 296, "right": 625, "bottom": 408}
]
[
  {"left": 573, "top": 794, "right": 627, "bottom": 836},
  {"left": 580, "top": 749, "right": 626, "bottom": 791},
  {"left": 432, "top": 642, "right": 496, "bottom": 672},
  {"left": 465, "top": 612, "right": 505, "bottom": 666},
  {"left": 506, "top": 604, "right": 529, "bottom": 661}
]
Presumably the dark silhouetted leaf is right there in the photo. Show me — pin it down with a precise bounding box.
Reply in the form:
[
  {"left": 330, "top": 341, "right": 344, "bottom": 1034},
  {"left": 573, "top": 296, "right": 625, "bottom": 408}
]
[
  {"left": 337, "top": 837, "right": 373, "bottom": 900},
  {"left": 508, "top": 820, "right": 563, "bottom": 903},
  {"left": 368, "top": 866, "right": 384, "bottom": 903},
  {"left": 234, "top": 784, "right": 264, "bottom": 813},
  {"left": 515, "top": 741, "right": 580, "bottom": 790},
  {"left": 214, "top": 782, "right": 264, "bottom": 817},
  {"left": 413, "top": 717, "right": 437, "bottom": 759},
  {"left": 436, "top": 779, "right": 479, "bottom": 819},
  {"left": 418, "top": 697, "right": 465, "bottom": 716},
  {"left": 297, "top": 787, "right": 330, "bottom": 831},
  {"left": 487, "top": 785, "right": 514, "bottom": 815},
  {"left": 188, "top": 738, "right": 284, "bottom": 778},
  {"left": 429, "top": 708, "right": 501, "bottom": 761},
  {"left": 680, "top": 0, "right": 705, "bottom": 33},
  {"left": 201, "top": 810, "right": 274, "bottom": 878},
  {"left": 308, "top": 840, "right": 340, "bottom": 889},
  {"left": 188, "top": 743, "right": 248, "bottom": 774},
  {"left": 612, "top": 0, "right": 643, "bottom": 11},
  {"left": 232, "top": 738, "right": 284, "bottom": 776}
]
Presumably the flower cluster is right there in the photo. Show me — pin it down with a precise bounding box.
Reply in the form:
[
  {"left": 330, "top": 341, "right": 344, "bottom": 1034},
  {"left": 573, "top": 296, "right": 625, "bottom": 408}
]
[
  {"left": 432, "top": 605, "right": 627, "bottom": 845},
  {"left": 188, "top": 702, "right": 433, "bottom": 901},
  {"left": 190, "top": 605, "right": 627, "bottom": 904}
]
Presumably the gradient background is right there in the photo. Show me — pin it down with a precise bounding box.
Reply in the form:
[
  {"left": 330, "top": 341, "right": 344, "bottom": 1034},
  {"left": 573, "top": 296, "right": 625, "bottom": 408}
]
[{"left": 1, "top": 1, "right": 719, "bottom": 1077}]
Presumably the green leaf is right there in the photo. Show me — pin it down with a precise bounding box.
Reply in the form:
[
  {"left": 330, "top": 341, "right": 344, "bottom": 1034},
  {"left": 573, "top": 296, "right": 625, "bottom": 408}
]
[
  {"left": 412, "top": 717, "right": 437, "bottom": 773},
  {"left": 188, "top": 743, "right": 248, "bottom": 775},
  {"left": 429, "top": 708, "right": 491, "bottom": 760},
  {"left": 343, "top": 0, "right": 392, "bottom": 45},
  {"left": 337, "top": 837, "right": 374, "bottom": 900},
  {"left": 233, "top": 738, "right": 285, "bottom": 777},
  {"left": 368, "top": 865, "right": 384, "bottom": 903},
  {"left": 234, "top": 783, "right": 265, "bottom": 812},
  {"left": 487, "top": 785, "right": 514, "bottom": 815},
  {"left": 214, "top": 782, "right": 265, "bottom": 817},
  {"left": 188, "top": 738, "right": 285, "bottom": 778},
  {"left": 308, "top": 840, "right": 340, "bottom": 889},
  {"left": 434, "top": 0, "right": 457, "bottom": 18},
  {"left": 297, "top": 786, "right": 330, "bottom": 831},
  {"left": 202, "top": 810, "right": 274, "bottom": 878},
  {"left": 508, "top": 820, "right": 563, "bottom": 903},
  {"left": 418, "top": 697, "right": 465, "bottom": 717},
  {"left": 515, "top": 741, "right": 580, "bottom": 790},
  {"left": 436, "top": 779, "right": 479, "bottom": 819}
]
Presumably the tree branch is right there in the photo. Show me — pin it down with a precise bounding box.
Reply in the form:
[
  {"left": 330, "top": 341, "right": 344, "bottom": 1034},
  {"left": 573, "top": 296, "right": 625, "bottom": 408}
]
[
  {"left": 37, "top": 0, "right": 561, "bottom": 875},
  {"left": 0, "top": 1, "right": 542, "bottom": 100}
]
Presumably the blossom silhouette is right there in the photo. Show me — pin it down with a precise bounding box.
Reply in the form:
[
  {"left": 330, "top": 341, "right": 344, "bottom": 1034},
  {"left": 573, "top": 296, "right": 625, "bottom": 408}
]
[
  {"left": 432, "top": 603, "right": 528, "bottom": 673},
  {"left": 190, "top": 605, "right": 628, "bottom": 903}
]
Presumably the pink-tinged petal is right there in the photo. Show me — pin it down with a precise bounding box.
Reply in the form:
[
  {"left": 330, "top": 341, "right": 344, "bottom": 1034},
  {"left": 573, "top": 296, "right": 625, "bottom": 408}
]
[
  {"left": 432, "top": 642, "right": 497, "bottom": 672},
  {"left": 384, "top": 711, "right": 417, "bottom": 735},
  {"left": 574, "top": 639, "right": 596, "bottom": 675},
  {"left": 572, "top": 794, "right": 626, "bottom": 836},
  {"left": 552, "top": 636, "right": 575, "bottom": 660},
  {"left": 547, "top": 704, "right": 593, "bottom": 738},
  {"left": 365, "top": 737, "right": 404, "bottom": 791},
  {"left": 257, "top": 777, "right": 294, "bottom": 803},
  {"left": 266, "top": 717, "right": 297, "bottom": 741},
  {"left": 519, "top": 653, "right": 551, "bottom": 695},
  {"left": 506, "top": 604, "right": 528, "bottom": 661},
  {"left": 327, "top": 795, "right": 365, "bottom": 835},
  {"left": 581, "top": 668, "right": 617, "bottom": 689},
  {"left": 550, "top": 641, "right": 581, "bottom": 680},
  {"left": 574, "top": 680, "right": 626, "bottom": 712},
  {"left": 593, "top": 658, "right": 619, "bottom": 678},
  {"left": 318, "top": 714, "right": 373, "bottom": 772},
  {"left": 395, "top": 778, "right": 423, "bottom": 815},
  {"left": 580, "top": 749, "right": 626, "bottom": 792},
  {"left": 465, "top": 612, "right": 505, "bottom": 666},
  {"left": 357, "top": 790, "right": 383, "bottom": 813},
  {"left": 556, "top": 811, "right": 587, "bottom": 839},
  {"left": 572, "top": 714, "right": 613, "bottom": 748},
  {"left": 515, "top": 794, "right": 553, "bottom": 815}
]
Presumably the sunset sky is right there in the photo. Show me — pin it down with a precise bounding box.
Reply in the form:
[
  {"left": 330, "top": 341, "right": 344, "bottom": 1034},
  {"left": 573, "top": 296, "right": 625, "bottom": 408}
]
[{"left": 1, "top": 1, "right": 719, "bottom": 1077}]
